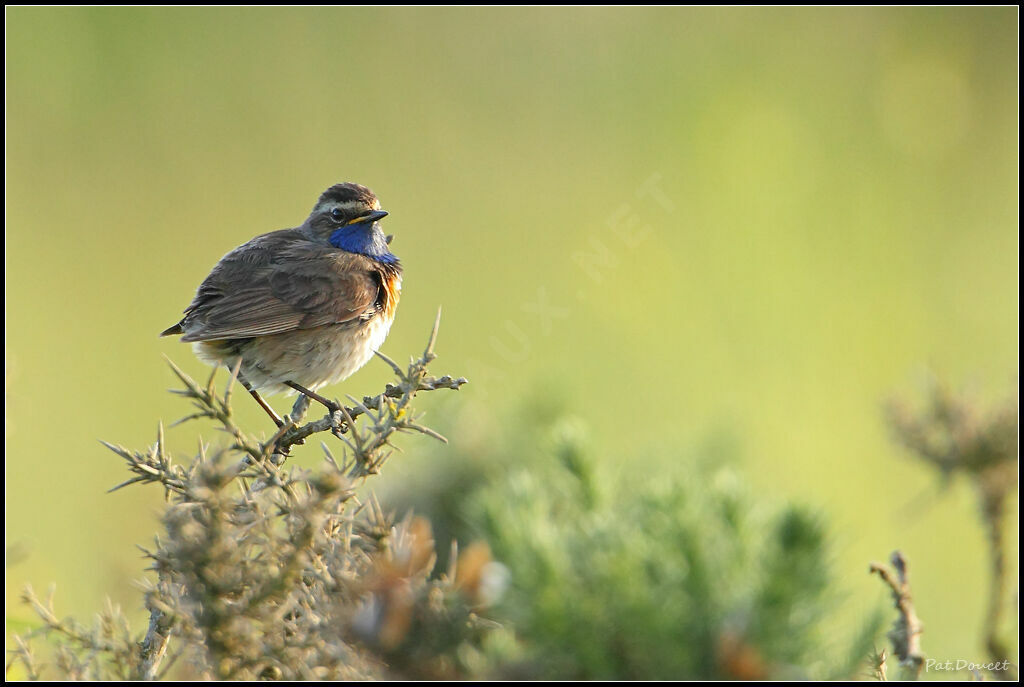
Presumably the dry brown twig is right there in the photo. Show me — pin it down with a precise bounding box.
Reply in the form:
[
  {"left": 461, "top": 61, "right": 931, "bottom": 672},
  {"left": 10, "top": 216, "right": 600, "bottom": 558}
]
[{"left": 870, "top": 551, "right": 925, "bottom": 681}]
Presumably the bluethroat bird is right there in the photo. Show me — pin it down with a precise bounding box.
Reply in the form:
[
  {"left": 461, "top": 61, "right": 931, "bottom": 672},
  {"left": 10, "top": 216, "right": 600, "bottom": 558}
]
[{"left": 161, "top": 182, "right": 401, "bottom": 426}]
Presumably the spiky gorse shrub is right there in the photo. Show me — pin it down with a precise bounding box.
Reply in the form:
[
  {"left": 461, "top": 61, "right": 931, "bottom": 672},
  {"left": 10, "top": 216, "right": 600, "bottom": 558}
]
[
  {"left": 21, "top": 323, "right": 991, "bottom": 680},
  {"left": 9, "top": 318, "right": 500, "bottom": 680}
]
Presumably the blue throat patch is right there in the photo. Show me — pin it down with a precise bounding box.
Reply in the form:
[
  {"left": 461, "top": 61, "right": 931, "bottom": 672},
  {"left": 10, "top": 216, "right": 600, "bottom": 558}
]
[{"left": 329, "top": 223, "right": 399, "bottom": 264}]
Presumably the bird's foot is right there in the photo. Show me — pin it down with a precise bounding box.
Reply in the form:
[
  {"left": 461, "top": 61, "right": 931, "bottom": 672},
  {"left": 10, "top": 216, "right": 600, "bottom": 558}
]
[{"left": 289, "top": 394, "right": 313, "bottom": 424}]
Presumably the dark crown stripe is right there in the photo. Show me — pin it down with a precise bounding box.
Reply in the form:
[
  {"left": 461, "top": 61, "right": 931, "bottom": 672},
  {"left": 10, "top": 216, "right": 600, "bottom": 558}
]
[{"left": 316, "top": 182, "right": 377, "bottom": 208}]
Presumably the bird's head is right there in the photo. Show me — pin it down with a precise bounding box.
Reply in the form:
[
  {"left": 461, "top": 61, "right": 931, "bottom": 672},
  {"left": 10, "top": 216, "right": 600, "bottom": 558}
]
[{"left": 305, "top": 182, "right": 397, "bottom": 264}]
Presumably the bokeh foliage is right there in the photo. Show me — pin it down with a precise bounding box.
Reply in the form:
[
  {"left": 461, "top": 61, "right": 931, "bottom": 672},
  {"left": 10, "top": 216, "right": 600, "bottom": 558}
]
[{"left": 464, "top": 438, "right": 882, "bottom": 680}]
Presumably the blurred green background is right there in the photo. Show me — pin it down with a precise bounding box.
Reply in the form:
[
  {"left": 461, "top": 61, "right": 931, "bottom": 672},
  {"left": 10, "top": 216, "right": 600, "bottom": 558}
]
[{"left": 5, "top": 6, "right": 1017, "bottom": 673}]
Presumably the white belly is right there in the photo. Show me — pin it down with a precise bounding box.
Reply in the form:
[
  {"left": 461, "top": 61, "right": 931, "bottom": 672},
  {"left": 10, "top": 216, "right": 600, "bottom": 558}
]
[{"left": 194, "top": 314, "right": 395, "bottom": 395}]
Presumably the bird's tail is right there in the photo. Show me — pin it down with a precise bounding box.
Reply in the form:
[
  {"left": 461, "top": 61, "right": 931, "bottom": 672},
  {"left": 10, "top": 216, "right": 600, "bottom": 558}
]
[{"left": 159, "top": 322, "right": 184, "bottom": 337}]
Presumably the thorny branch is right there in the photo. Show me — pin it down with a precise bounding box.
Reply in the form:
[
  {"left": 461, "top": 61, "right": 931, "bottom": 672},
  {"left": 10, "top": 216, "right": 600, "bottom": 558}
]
[{"left": 104, "top": 310, "right": 466, "bottom": 492}]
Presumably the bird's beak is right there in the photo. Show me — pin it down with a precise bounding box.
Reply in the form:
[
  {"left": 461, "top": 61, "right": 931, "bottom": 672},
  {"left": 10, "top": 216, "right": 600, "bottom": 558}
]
[{"left": 348, "top": 209, "right": 389, "bottom": 224}]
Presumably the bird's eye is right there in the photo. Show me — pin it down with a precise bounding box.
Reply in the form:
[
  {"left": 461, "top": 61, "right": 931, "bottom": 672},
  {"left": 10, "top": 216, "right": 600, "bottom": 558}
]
[{"left": 330, "top": 208, "right": 345, "bottom": 223}]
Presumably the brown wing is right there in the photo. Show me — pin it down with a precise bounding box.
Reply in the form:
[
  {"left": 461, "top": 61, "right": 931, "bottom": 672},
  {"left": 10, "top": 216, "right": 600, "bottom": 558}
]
[{"left": 169, "top": 230, "right": 380, "bottom": 342}]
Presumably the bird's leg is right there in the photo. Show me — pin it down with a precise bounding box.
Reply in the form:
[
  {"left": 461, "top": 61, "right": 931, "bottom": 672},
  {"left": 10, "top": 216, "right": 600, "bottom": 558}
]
[
  {"left": 236, "top": 371, "right": 285, "bottom": 428},
  {"left": 284, "top": 381, "right": 341, "bottom": 414},
  {"left": 236, "top": 372, "right": 306, "bottom": 457}
]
